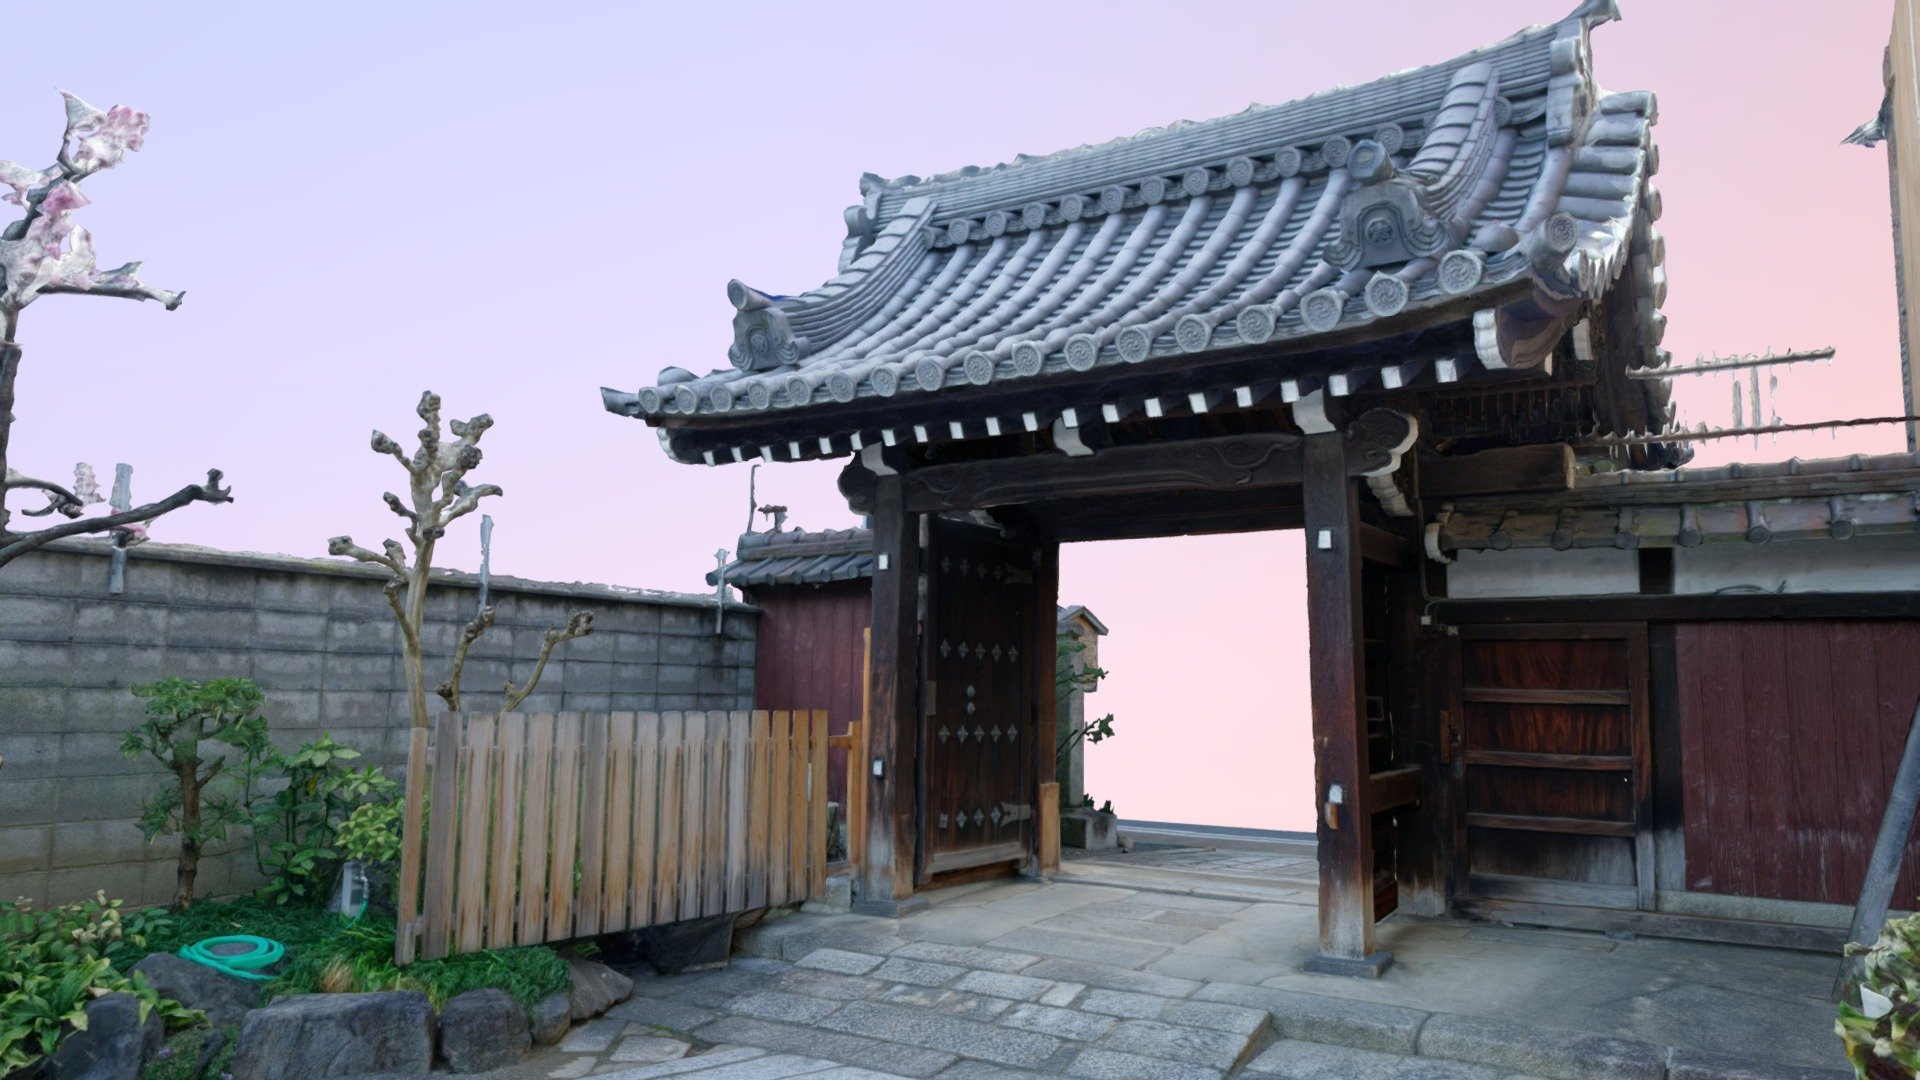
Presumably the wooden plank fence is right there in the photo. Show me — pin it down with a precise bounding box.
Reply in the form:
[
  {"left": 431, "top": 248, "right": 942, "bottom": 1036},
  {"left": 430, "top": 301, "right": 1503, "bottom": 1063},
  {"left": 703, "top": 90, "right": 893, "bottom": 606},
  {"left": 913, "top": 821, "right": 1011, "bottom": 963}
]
[{"left": 399, "top": 710, "right": 831, "bottom": 964}]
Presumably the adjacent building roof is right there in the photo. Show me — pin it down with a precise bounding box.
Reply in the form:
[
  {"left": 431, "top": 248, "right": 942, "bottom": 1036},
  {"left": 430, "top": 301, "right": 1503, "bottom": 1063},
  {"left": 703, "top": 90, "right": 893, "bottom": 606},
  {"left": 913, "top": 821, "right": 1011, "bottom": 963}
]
[
  {"left": 606, "top": 2, "right": 1669, "bottom": 465},
  {"left": 1429, "top": 452, "right": 1920, "bottom": 555},
  {"left": 710, "top": 527, "right": 873, "bottom": 588}
]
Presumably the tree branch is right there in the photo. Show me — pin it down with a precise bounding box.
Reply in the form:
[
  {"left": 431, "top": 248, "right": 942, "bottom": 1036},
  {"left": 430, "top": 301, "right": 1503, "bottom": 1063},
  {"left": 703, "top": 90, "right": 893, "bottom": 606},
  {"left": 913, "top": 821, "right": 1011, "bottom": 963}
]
[
  {"left": 0, "top": 469, "right": 229, "bottom": 568},
  {"left": 1, "top": 473, "right": 86, "bottom": 517},
  {"left": 434, "top": 606, "right": 495, "bottom": 711},
  {"left": 502, "top": 611, "right": 594, "bottom": 712},
  {"left": 326, "top": 534, "right": 405, "bottom": 575}
]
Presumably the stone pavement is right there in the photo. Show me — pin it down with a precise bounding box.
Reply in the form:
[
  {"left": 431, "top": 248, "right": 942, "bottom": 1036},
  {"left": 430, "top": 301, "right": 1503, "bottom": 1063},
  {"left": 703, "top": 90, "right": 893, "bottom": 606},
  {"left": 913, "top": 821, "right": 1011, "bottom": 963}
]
[{"left": 470, "top": 875, "right": 1851, "bottom": 1080}]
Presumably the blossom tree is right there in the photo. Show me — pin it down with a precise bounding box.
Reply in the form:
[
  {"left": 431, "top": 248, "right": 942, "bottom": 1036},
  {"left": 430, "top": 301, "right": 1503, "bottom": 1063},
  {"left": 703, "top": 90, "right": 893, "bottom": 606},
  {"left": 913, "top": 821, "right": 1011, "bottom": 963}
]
[{"left": 0, "top": 92, "right": 230, "bottom": 569}]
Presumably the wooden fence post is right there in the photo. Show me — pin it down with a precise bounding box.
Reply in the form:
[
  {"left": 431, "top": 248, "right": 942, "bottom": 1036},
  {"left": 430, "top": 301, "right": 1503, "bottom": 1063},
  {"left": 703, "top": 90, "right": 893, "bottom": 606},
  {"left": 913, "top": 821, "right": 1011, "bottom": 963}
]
[{"left": 1038, "top": 781, "right": 1060, "bottom": 876}]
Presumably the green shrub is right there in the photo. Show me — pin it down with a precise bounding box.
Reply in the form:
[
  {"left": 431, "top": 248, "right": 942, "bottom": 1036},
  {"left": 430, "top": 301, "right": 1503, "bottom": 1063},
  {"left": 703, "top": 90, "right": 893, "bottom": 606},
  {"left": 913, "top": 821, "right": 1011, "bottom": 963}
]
[
  {"left": 335, "top": 799, "right": 404, "bottom": 866},
  {"left": 123, "top": 677, "right": 273, "bottom": 909},
  {"left": 252, "top": 732, "right": 397, "bottom": 907},
  {"left": 0, "top": 893, "right": 198, "bottom": 1073},
  {"left": 1838, "top": 910, "right": 1920, "bottom": 1077}
]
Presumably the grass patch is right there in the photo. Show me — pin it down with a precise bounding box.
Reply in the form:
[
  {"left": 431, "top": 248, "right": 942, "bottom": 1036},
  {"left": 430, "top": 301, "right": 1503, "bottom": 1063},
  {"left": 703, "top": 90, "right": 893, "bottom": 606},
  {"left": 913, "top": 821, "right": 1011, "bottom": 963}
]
[
  {"left": 141, "top": 1025, "right": 238, "bottom": 1080},
  {"left": 129, "top": 898, "right": 570, "bottom": 1009}
]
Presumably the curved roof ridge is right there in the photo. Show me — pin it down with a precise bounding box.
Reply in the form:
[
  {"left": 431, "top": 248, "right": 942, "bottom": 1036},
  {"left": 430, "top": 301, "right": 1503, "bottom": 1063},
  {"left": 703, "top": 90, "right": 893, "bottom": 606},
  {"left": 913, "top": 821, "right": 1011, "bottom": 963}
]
[{"left": 858, "top": 14, "right": 1577, "bottom": 224}]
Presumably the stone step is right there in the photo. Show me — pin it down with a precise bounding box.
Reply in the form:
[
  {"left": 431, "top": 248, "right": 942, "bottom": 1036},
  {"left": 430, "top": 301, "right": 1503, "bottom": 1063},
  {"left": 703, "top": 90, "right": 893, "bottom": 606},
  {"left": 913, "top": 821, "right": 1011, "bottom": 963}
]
[{"left": 1191, "top": 982, "right": 1850, "bottom": 1080}]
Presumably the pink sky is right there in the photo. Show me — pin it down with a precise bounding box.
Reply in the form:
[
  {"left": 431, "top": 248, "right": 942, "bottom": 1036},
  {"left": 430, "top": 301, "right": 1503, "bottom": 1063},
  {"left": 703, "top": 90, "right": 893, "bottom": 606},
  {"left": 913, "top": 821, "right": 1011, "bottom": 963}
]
[{"left": 4, "top": 2, "right": 1903, "bottom": 831}]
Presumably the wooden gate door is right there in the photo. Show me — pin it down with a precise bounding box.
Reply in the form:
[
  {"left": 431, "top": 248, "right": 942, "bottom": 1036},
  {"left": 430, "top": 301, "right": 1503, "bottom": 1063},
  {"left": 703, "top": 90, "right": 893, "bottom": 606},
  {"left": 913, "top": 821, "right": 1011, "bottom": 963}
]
[
  {"left": 918, "top": 518, "right": 1038, "bottom": 881},
  {"left": 1453, "top": 625, "right": 1652, "bottom": 912}
]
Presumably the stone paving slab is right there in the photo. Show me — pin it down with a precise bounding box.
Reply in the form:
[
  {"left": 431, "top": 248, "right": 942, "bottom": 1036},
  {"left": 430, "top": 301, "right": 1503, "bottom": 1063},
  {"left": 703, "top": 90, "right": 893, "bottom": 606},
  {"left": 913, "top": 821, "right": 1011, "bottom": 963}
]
[
  {"left": 891, "top": 941, "right": 1043, "bottom": 973},
  {"left": 876, "top": 985, "right": 1016, "bottom": 1023},
  {"left": 1063, "top": 1047, "right": 1224, "bottom": 1080},
  {"left": 1092, "top": 1018, "right": 1260, "bottom": 1070},
  {"left": 795, "top": 948, "right": 886, "bottom": 976},
  {"left": 1078, "top": 988, "right": 1175, "bottom": 1019},
  {"left": 1191, "top": 982, "right": 1427, "bottom": 1054},
  {"left": 996, "top": 1003, "right": 1118, "bottom": 1042},
  {"left": 1244, "top": 1039, "right": 1545, "bottom": 1080},
  {"left": 1019, "top": 958, "right": 1201, "bottom": 999},
  {"left": 693, "top": 1017, "right": 957, "bottom": 1078},
  {"left": 1415, "top": 1013, "right": 1667, "bottom": 1080},
  {"left": 987, "top": 926, "right": 1172, "bottom": 969},
  {"left": 816, "top": 1002, "right": 1063, "bottom": 1069}
]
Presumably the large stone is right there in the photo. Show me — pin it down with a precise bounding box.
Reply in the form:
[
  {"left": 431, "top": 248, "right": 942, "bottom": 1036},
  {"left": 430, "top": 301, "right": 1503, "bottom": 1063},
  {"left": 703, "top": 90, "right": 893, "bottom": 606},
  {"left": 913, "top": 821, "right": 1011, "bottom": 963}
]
[
  {"left": 132, "top": 952, "right": 263, "bottom": 1028},
  {"left": 228, "top": 990, "right": 435, "bottom": 1080},
  {"left": 45, "top": 992, "right": 162, "bottom": 1080},
  {"left": 438, "top": 988, "right": 530, "bottom": 1073},
  {"left": 567, "top": 952, "right": 635, "bottom": 1020},
  {"left": 1060, "top": 809, "right": 1117, "bottom": 850},
  {"left": 527, "top": 992, "right": 571, "bottom": 1045},
  {"left": 633, "top": 913, "right": 735, "bottom": 974}
]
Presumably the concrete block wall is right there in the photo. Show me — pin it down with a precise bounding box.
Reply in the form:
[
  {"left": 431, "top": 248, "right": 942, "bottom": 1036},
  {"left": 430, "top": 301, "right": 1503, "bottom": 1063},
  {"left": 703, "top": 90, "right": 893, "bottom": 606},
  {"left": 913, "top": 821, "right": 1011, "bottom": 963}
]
[{"left": 0, "top": 539, "right": 758, "bottom": 908}]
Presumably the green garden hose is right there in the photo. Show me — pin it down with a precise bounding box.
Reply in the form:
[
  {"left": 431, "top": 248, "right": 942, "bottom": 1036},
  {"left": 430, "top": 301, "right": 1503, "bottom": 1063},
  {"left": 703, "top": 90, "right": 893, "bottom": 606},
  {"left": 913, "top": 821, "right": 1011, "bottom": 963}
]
[{"left": 179, "top": 935, "right": 285, "bottom": 982}]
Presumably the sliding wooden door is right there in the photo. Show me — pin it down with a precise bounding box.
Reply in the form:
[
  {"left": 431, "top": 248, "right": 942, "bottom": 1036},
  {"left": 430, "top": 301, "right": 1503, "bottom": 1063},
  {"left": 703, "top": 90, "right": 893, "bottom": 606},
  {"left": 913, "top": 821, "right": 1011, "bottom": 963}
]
[{"left": 1453, "top": 625, "right": 1652, "bottom": 910}]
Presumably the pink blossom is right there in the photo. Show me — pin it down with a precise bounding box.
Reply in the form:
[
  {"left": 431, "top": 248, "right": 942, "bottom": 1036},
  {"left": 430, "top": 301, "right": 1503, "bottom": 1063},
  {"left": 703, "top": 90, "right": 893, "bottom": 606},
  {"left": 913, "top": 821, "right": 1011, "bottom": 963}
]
[{"left": 59, "top": 92, "right": 149, "bottom": 178}]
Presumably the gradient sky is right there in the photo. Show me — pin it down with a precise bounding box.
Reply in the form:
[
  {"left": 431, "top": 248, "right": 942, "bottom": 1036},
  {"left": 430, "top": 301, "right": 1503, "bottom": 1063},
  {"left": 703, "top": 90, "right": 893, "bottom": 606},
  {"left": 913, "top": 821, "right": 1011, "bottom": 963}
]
[{"left": 4, "top": 1, "right": 1903, "bottom": 831}]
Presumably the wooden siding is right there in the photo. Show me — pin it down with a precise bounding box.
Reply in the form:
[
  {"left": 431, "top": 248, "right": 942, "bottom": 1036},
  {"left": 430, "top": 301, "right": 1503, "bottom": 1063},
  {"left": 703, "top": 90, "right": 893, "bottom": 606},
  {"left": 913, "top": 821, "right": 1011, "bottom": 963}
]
[
  {"left": 745, "top": 581, "right": 872, "bottom": 808},
  {"left": 1676, "top": 621, "right": 1920, "bottom": 906}
]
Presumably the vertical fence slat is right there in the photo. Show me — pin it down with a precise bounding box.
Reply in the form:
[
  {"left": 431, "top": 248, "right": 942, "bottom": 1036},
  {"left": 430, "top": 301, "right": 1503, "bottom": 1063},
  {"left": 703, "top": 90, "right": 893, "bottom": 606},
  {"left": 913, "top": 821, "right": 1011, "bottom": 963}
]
[
  {"left": 1039, "top": 780, "right": 1061, "bottom": 875},
  {"left": 454, "top": 715, "right": 496, "bottom": 955},
  {"left": 421, "top": 712, "right": 464, "bottom": 961},
  {"left": 486, "top": 714, "right": 525, "bottom": 949},
  {"left": 809, "top": 711, "right": 829, "bottom": 900},
  {"left": 787, "top": 710, "right": 810, "bottom": 903},
  {"left": 516, "top": 714, "right": 555, "bottom": 946},
  {"left": 396, "top": 725, "right": 430, "bottom": 965},
  {"left": 546, "top": 717, "right": 583, "bottom": 941},
  {"left": 604, "top": 713, "right": 635, "bottom": 931},
  {"left": 703, "top": 710, "right": 729, "bottom": 916},
  {"left": 768, "top": 711, "right": 792, "bottom": 906},
  {"left": 726, "top": 711, "right": 751, "bottom": 912},
  {"left": 575, "top": 714, "right": 611, "bottom": 937},
  {"left": 846, "top": 718, "right": 866, "bottom": 878},
  {"left": 631, "top": 713, "right": 661, "bottom": 927},
  {"left": 654, "top": 712, "right": 685, "bottom": 924},
  {"left": 747, "top": 711, "right": 771, "bottom": 910},
  {"left": 679, "top": 712, "right": 708, "bottom": 917}
]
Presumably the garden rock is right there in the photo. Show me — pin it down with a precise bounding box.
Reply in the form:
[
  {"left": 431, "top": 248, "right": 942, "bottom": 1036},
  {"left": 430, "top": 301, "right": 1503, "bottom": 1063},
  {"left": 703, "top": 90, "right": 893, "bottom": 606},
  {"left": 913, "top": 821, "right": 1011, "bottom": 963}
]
[
  {"left": 44, "top": 992, "right": 162, "bottom": 1080},
  {"left": 633, "top": 914, "right": 734, "bottom": 975},
  {"left": 229, "top": 990, "right": 435, "bottom": 1079},
  {"left": 528, "top": 992, "right": 572, "bottom": 1045},
  {"left": 566, "top": 953, "right": 633, "bottom": 1020},
  {"left": 132, "top": 952, "right": 262, "bottom": 1028},
  {"left": 438, "top": 988, "right": 529, "bottom": 1073}
]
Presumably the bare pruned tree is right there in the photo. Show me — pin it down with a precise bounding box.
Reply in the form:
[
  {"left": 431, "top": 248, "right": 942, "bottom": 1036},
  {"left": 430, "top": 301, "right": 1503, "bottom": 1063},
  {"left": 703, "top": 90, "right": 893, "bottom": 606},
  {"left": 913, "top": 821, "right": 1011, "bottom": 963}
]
[
  {"left": 0, "top": 92, "right": 230, "bottom": 569},
  {"left": 329, "top": 391, "right": 592, "bottom": 729}
]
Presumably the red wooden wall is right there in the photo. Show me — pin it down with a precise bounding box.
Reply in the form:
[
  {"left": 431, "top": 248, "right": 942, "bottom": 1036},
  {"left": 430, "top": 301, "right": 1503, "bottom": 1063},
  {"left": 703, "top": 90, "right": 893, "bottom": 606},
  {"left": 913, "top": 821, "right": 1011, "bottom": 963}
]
[
  {"left": 1676, "top": 621, "right": 1920, "bottom": 906},
  {"left": 745, "top": 581, "right": 871, "bottom": 807}
]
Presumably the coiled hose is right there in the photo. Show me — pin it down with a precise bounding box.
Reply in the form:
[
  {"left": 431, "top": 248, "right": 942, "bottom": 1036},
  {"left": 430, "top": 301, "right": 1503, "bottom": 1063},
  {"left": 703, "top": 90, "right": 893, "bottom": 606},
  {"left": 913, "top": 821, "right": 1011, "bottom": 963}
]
[{"left": 178, "top": 935, "right": 285, "bottom": 982}]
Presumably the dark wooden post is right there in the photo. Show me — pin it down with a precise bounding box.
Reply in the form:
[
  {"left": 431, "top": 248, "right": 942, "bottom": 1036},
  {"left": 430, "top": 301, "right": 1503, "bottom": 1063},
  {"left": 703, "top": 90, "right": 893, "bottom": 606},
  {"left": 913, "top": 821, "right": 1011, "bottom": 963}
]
[
  {"left": 1301, "top": 429, "right": 1392, "bottom": 977},
  {"left": 1028, "top": 538, "right": 1060, "bottom": 873},
  {"left": 854, "top": 473, "right": 925, "bottom": 916}
]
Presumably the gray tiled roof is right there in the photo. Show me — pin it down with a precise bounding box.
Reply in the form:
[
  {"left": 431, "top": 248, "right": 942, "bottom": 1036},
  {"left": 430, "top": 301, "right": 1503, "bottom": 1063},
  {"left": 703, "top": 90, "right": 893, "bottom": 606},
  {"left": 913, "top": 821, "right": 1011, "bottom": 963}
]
[
  {"left": 709, "top": 527, "right": 873, "bottom": 588},
  {"left": 606, "top": 4, "right": 1667, "bottom": 457}
]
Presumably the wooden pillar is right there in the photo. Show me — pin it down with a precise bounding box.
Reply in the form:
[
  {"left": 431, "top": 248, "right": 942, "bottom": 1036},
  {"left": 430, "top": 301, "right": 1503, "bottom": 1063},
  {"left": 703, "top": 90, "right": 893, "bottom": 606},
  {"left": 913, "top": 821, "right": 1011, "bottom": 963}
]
[
  {"left": 854, "top": 473, "right": 924, "bottom": 915},
  {"left": 1028, "top": 538, "right": 1060, "bottom": 874},
  {"left": 1301, "top": 430, "right": 1392, "bottom": 977}
]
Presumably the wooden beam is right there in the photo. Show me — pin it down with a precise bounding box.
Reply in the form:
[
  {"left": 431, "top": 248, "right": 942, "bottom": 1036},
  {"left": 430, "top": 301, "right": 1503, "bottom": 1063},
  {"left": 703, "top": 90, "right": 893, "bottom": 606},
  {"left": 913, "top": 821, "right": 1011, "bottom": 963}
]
[
  {"left": 1029, "top": 538, "right": 1060, "bottom": 875},
  {"left": 1453, "top": 896, "right": 1848, "bottom": 954},
  {"left": 853, "top": 474, "right": 923, "bottom": 916},
  {"left": 1369, "top": 766, "right": 1422, "bottom": 813},
  {"left": 1301, "top": 429, "right": 1391, "bottom": 977},
  {"left": 1358, "top": 523, "right": 1415, "bottom": 569},
  {"left": 1420, "top": 444, "right": 1576, "bottom": 499},
  {"left": 1435, "top": 592, "right": 1920, "bottom": 625}
]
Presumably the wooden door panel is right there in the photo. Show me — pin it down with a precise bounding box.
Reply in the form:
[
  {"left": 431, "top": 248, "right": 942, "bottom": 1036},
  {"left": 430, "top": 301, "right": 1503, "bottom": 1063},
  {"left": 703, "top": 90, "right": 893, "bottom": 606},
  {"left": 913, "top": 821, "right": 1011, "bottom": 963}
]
[
  {"left": 1455, "top": 625, "right": 1650, "bottom": 911},
  {"left": 921, "top": 520, "right": 1036, "bottom": 878}
]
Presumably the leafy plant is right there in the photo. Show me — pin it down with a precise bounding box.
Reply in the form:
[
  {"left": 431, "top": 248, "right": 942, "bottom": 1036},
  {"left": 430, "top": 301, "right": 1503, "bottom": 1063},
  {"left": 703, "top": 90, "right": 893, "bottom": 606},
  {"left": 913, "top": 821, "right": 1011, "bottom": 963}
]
[
  {"left": 1839, "top": 910, "right": 1920, "bottom": 1078},
  {"left": 0, "top": 892, "right": 197, "bottom": 1073},
  {"left": 267, "top": 916, "right": 567, "bottom": 1008},
  {"left": 1054, "top": 631, "right": 1117, "bottom": 810},
  {"left": 122, "top": 677, "right": 272, "bottom": 908},
  {"left": 143, "top": 1024, "right": 238, "bottom": 1080},
  {"left": 336, "top": 800, "right": 404, "bottom": 866},
  {"left": 251, "top": 732, "right": 397, "bottom": 907}
]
